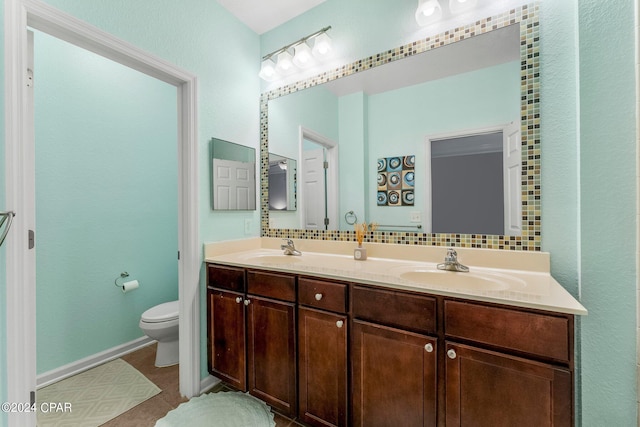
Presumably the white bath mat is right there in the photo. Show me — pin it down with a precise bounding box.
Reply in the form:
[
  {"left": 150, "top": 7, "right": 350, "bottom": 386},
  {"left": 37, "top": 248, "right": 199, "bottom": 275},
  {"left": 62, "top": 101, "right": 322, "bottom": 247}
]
[
  {"left": 36, "top": 358, "right": 161, "bottom": 427},
  {"left": 155, "top": 391, "right": 276, "bottom": 427}
]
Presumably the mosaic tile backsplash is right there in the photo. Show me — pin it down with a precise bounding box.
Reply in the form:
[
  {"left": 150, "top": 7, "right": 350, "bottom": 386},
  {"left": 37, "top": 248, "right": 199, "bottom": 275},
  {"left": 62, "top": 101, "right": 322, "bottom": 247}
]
[{"left": 260, "top": 3, "right": 540, "bottom": 251}]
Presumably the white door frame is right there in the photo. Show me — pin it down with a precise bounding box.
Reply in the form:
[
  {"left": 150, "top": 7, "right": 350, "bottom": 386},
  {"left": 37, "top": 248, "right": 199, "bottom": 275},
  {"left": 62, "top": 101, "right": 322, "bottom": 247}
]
[
  {"left": 298, "top": 126, "right": 338, "bottom": 230},
  {"left": 4, "top": 2, "right": 200, "bottom": 425}
]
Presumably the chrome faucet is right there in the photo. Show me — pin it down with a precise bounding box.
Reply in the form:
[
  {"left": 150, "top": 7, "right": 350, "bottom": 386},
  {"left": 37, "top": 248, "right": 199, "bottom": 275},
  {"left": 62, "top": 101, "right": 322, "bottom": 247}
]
[
  {"left": 281, "top": 239, "right": 302, "bottom": 256},
  {"left": 437, "top": 248, "right": 469, "bottom": 272}
]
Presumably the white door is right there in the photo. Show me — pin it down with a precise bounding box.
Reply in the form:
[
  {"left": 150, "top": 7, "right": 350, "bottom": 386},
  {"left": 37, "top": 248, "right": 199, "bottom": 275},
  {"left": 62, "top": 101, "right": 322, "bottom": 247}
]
[
  {"left": 212, "top": 159, "right": 256, "bottom": 210},
  {"left": 503, "top": 121, "right": 522, "bottom": 235},
  {"left": 302, "top": 148, "right": 326, "bottom": 230}
]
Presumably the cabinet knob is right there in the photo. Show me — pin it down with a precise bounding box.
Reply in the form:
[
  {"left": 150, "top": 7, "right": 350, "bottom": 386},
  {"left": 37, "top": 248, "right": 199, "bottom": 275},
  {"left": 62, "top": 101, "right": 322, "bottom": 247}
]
[
  {"left": 424, "top": 343, "right": 434, "bottom": 353},
  {"left": 447, "top": 349, "right": 457, "bottom": 359},
  {"left": 244, "top": 299, "right": 251, "bottom": 306},
  {"left": 235, "top": 296, "right": 243, "bottom": 304},
  {"left": 315, "top": 293, "right": 323, "bottom": 301},
  {"left": 336, "top": 320, "right": 344, "bottom": 328}
]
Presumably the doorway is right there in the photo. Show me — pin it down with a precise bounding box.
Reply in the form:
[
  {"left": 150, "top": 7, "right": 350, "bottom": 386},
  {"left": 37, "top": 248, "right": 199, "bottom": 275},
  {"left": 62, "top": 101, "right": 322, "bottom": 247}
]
[
  {"left": 5, "top": 2, "right": 200, "bottom": 424},
  {"left": 31, "top": 28, "right": 179, "bottom": 377},
  {"left": 298, "top": 127, "right": 338, "bottom": 230}
]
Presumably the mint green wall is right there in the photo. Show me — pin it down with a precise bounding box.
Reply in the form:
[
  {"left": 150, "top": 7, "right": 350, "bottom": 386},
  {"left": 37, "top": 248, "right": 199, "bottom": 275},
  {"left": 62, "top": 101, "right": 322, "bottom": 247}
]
[
  {"left": 367, "top": 62, "right": 519, "bottom": 227},
  {"left": 578, "top": 0, "right": 637, "bottom": 424},
  {"left": 338, "top": 92, "right": 368, "bottom": 229},
  {"left": 34, "top": 30, "right": 178, "bottom": 373},
  {"left": 34, "top": 0, "right": 261, "bottom": 383}
]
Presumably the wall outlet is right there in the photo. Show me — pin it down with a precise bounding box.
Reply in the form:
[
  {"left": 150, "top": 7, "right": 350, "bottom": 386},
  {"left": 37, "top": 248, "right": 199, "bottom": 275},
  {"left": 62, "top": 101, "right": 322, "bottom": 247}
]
[
  {"left": 410, "top": 211, "right": 421, "bottom": 223},
  {"left": 244, "top": 219, "right": 252, "bottom": 234}
]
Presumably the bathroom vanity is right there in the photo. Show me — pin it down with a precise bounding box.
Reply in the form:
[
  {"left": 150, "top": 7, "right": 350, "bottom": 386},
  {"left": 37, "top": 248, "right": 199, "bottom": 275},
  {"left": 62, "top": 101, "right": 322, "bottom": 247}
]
[{"left": 205, "top": 241, "right": 585, "bottom": 427}]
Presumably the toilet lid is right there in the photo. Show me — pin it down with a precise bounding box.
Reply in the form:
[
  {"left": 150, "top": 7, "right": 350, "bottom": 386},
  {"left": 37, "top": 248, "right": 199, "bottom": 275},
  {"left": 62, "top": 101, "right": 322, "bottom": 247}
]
[{"left": 142, "top": 300, "right": 179, "bottom": 323}]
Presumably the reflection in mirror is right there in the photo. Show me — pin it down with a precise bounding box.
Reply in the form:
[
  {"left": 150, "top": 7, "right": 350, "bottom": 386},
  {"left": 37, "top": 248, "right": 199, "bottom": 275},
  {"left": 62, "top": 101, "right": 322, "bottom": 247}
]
[
  {"left": 262, "top": 5, "right": 541, "bottom": 250},
  {"left": 267, "top": 24, "right": 520, "bottom": 233},
  {"left": 268, "top": 153, "right": 297, "bottom": 211},
  {"left": 427, "top": 124, "right": 521, "bottom": 236},
  {"left": 210, "top": 138, "right": 256, "bottom": 210}
]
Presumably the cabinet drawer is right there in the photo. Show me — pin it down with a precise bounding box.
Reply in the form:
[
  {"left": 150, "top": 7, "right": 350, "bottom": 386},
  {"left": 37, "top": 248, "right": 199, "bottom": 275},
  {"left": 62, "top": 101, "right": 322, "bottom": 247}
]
[
  {"left": 247, "top": 270, "right": 296, "bottom": 302},
  {"left": 352, "top": 285, "right": 436, "bottom": 334},
  {"left": 444, "top": 300, "right": 571, "bottom": 363},
  {"left": 298, "top": 278, "right": 347, "bottom": 313},
  {"left": 207, "top": 264, "right": 245, "bottom": 292}
]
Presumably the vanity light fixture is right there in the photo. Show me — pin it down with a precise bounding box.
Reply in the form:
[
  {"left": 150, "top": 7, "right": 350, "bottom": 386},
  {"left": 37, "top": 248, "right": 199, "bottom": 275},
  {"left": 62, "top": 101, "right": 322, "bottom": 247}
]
[
  {"left": 258, "top": 57, "right": 278, "bottom": 81},
  {"left": 449, "top": 0, "right": 477, "bottom": 14},
  {"left": 415, "top": 0, "right": 443, "bottom": 26},
  {"left": 259, "top": 26, "right": 332, "bottom": 81}
]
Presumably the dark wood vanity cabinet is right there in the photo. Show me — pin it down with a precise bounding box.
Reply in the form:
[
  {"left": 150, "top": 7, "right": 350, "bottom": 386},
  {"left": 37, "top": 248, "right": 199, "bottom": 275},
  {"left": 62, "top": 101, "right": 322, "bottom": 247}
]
[
  {"left": 206, "top": 265, "right": 246, "bottom": 391},
  {"left": 443, "top": 300, "right": 574, "bottom": 427},
  {"left": 246, "top": 270, "right": 297, "bottom": 418},
  {"left": 351, "top": 285, "right": 438, "bottom": 427},
  {"left": 207, "top": 265, "right": 297, "bottom": 417},
  {"left": 298, "top": 278, "right": 348, "bottom": 427},
  {"left": 207, "top": 264, "right": 576, "bottom": 427}
]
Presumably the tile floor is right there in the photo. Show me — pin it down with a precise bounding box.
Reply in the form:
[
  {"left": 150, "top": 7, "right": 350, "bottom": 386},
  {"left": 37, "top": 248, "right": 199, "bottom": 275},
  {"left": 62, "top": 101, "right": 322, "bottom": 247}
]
[{"left": 101, "top": 343, "right": 303, "bottom": 426}]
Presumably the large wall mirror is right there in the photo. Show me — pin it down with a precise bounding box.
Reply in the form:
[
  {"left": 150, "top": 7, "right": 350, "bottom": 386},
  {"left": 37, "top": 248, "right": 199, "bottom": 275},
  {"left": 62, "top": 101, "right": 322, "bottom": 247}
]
[{"left": 260, "top": 4, "right": 540, "bottom": 251}]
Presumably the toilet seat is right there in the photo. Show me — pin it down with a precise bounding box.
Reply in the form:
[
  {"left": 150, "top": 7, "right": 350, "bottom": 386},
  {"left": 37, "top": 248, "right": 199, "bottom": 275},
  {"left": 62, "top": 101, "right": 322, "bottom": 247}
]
[{"left": 141, "top": 300, "right": 178, "bottom": 323}]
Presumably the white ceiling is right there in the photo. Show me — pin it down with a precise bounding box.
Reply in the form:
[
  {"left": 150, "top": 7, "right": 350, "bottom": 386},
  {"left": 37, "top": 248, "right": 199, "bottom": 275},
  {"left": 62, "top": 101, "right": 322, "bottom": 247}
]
[{"left": 216, "top": 0, "right": 327, "bottom": 34}]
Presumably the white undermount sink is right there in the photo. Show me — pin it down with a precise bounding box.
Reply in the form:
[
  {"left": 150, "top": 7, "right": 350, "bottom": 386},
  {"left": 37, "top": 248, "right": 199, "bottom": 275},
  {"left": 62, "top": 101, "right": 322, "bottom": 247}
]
[{"left": 396, "top": 268, "right": 526, "bottom": 292}]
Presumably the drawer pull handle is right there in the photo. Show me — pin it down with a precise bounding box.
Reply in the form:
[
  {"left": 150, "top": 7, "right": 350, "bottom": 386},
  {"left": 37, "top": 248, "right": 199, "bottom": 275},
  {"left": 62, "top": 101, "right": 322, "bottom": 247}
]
[
  {"left": 447, "top": 349, "right": 457, "bottom": 359},
  {"left": 424, "top": 343, "right": 434, "bottom": 353},
  {"left": 235, "top": 296, "right": 243, "bottom": 304},
  {"left": 244, "top": 299, "right": 251, "bottom": 306},
  {"left": 315, "top": 293, "right": 323, "bottom": 301},
  {"left": 336, "top": 320, "right": 344, "bottom": 328}
]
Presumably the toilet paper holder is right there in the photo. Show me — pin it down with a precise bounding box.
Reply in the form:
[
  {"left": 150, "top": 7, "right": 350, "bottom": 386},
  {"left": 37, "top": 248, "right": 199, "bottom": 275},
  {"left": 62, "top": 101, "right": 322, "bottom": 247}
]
[
  {"left": 114, "top": 272, "right": 129, "bottom": 289},
  {"left": 115, "top": 272, "right": 140, "bottom": 293}
]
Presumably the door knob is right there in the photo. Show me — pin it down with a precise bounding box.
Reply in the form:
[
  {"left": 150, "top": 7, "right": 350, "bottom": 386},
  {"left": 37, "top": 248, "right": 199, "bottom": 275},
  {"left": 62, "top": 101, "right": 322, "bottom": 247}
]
[
  {"left": 315, "top": 293, "right": 323, "bottom": 301},
  {"left": 447, "top": 349, "right": 457, "bottom": 359},
  {"left": 244, "top": 299, "right": 251, "bottom": 306},
  {"left": 336, "top": 320, "right": 344, "bottom": 328},
  {"left": 424, "top": 343, "right": 434, "bottom": 353},
  {"left": 235, "top": 296, "right": 243, "bottom": 304}
]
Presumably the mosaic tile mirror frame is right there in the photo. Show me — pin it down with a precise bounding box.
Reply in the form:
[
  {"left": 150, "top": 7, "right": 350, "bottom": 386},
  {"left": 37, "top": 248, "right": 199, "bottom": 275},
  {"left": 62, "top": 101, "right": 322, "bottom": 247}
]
[{"left": 260, "top": 3, "right": 540, "bottom": 251}]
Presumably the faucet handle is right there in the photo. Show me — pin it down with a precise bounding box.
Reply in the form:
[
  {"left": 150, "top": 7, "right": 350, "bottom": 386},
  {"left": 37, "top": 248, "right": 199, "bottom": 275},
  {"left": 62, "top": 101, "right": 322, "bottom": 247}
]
[
  {"left": 445, "top": 248, "right": 457, "bottom": 261},
  {"left": 283, "top": 238, "right": 294, "bottom": 246}
]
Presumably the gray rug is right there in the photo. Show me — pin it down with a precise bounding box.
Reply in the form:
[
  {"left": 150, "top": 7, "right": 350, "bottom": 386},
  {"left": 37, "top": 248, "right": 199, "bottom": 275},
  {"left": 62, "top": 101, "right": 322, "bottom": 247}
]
[
  {"left": 37, "top": 358, "right": 161, "bottom": 427},
  {"left": 155, "top": 391, "right": 275, "bottom": 427}
]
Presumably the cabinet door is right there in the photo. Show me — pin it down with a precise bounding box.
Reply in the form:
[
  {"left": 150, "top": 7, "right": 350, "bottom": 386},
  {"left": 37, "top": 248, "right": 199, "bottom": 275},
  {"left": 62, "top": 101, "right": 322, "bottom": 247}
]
[
  {"left": 247, "top": 296, "right": 297, "bottom": 417},
  {"left": 352, "top": 320, "right": 437, "bottom": 427},
  {"left": 298, "top": 307, "right": 347, "bottom": 427},
  {"left": 445, "top": 342, "right": 572, "bottom": 427},
  {"left": 208, "top": 288, "right": 246, "bottom": 391}
]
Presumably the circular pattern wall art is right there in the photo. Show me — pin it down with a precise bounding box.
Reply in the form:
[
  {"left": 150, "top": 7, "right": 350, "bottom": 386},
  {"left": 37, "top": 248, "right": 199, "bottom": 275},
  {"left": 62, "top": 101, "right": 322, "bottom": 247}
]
[{"left": 377, "top": 155, "right": 415, "bottom": 206}]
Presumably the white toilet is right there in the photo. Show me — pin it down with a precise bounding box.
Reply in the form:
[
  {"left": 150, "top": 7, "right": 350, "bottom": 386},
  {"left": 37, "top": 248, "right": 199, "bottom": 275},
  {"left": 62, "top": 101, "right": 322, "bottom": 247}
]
[{"left": 139, "top": 300, "right": 179, "bottom": 367}]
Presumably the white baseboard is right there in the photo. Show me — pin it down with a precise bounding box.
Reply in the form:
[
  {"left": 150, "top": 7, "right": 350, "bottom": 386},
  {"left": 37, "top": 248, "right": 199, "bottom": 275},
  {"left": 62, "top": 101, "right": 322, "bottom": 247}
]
[
  {"left": 36, "top": 336, "right": 155, "bottom": 388},
  {"left": 200, "top": 375, "right": 222, "bottom": 394}
]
